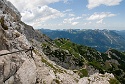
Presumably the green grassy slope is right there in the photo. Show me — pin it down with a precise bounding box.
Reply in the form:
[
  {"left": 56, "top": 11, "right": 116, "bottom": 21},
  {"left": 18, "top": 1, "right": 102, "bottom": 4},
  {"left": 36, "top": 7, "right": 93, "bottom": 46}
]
[{"left": 41, "top": 38, "right": 125, "bottom": 83}]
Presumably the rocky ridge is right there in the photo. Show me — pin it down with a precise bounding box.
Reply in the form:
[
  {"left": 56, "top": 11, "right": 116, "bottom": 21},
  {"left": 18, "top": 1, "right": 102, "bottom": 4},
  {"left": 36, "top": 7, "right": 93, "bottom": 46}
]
[{"left": 0, "top": 0, "right": 118, "bottom": 84}]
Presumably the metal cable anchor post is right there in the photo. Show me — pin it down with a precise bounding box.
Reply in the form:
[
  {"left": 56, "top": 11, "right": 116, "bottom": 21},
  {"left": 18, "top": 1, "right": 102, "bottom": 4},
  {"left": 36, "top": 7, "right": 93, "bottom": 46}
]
[{"left": 29, "top": 46, "right": 34, "bottom": 59}]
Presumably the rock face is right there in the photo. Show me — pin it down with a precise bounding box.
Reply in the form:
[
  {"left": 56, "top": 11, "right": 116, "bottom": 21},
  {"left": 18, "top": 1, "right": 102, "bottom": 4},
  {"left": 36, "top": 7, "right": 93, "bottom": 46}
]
[
  {"left": 78, "top": 73, "right": 115, "bottom": 84},
  {"left": 0, "top": 50, "right": 36, "bottom": 84},
  {"left": 0, "top": 0, "right": 21, "bottom": 21},
  {"left": 0, "top": 0, "right": 117, "bottom": 84},
  {"left": 0, "top": 0, "right": 37, "bottom": 83}
]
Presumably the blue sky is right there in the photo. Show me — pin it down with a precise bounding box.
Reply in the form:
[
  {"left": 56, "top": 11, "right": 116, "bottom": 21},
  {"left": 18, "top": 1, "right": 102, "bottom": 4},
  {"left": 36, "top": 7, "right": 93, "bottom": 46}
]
[{"left": 8, "top": 0, "right": 125, "bottom": 30}]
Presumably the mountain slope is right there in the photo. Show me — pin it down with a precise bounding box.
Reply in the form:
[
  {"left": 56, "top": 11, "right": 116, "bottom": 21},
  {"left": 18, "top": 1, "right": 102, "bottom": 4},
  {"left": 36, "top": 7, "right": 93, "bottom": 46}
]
[
  {"left": 40, "top": 29, "right": 125, "bottom": 52},
  {"left": 0, "top": 0, "right": 123, "bottom": 84},
  {"left": 114, "top": 30, "right": 125, "bottom": 39},
  {"left": 0, "top": 0, "right": 37, "bottom": 83},
  {"left": 41, "top": 38, "right": 125, "bottom": 83}
]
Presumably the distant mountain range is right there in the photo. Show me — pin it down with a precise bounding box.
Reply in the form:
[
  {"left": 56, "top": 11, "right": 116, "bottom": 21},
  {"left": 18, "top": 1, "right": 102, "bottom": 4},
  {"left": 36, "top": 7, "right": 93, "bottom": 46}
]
[
  {"left": 114, "top": 30, "right": 125, "bottom": 39},
  {"left": 39, "top": 29, "right": 125, "bottom": 52}
]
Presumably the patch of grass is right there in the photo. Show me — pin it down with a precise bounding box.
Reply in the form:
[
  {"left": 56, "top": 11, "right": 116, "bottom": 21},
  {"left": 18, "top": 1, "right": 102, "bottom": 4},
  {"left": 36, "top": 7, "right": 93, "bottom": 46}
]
[
  {"left": 54, "top": 39, "right": 82, "bottom": 59},
  {"left": 104, "top": 62, "right": 112, "bottom": 70},
  {"left": 78, "top": 69, "right": 88, "bottom": 78},
  {"left": 109, "top": 78, "right": 120, "bottom": 84},
  {"left": 41, "top": 56, "right": 65, "bottom": 73},
  {"left": 41, "top": 43, "right": 48, "bottom": 47},
  {"left": 41, "top": 57, "right": 56, "bottom": 69},
  {"left": 52, "top": 79, "right": 60, "bottom": 84},
  {"left": 89, "top": 61, "right": 102, "bottom": 69},
  {"left": 54, "top": 40, "right": 62, "bottom": 47},
  {"left": 89, "top": 61, "right": 105, "bottom": 74}
]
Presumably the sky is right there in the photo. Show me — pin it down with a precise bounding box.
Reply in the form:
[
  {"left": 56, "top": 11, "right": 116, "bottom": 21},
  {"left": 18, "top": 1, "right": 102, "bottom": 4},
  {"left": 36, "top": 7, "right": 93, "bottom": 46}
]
[{"left": 7, "top": 0, "right": 125, "bottom": 30}]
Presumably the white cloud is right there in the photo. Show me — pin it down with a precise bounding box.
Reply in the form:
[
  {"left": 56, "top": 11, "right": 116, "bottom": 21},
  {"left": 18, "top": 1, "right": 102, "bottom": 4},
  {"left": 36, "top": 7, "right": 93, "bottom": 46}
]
[
  {"left": 87, "top": 12, "right": 116, "bottom": 24},
  {"left": 72, "top": 22, "right": 79, "bottom": 25},
  {"left": 63, "top": 9, "right": 72, "bottom": 13},
  {"left": 7, "top": 0, "right": 60, "bottom": 12},
  {"left": 87, "top": 0, "right": 122, "bottom": 9},
  {"left": 21, "top": 5, "right": 64, "bottom": 23},
  {"left": 63, "top": 17, "right": 81, "bottom": 25},
  {"left": 69, "top": 14, "right": 75, "bottom": 17},
  {"left": 63, "top": 0, "right": 72, "bottom": 4},
  {"left": 87, "top": 12, "right": 116, "bottom": 20},
  {"left": 7, "top": 0, "right": 64, "bottom": 28},
  {"left": 84, "top": 22, "right": 92, "bottom": 25},
  {"left": 96, "top": 19, "right": 103, "bottom": 24}
]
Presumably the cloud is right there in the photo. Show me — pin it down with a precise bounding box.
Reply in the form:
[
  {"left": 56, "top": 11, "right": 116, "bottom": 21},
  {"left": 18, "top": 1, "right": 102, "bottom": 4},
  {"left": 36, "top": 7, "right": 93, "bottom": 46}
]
[
  {"left": 87, "top": 12, "right": 116, "bottom": 20},
  {"left": 21, "top": 5, "right": 64, "bottom": 23},
  {"left": 7, "top": 0, "right": 60, "bottom": 12},
  {"left": 63, "top": 9, "right": 72, "bottom": 13},
  {"left": 7, "top": 0, "right": 64, "bottom": 28},
  {"left": 24, "top": 6, "right": 64, "bottom": 28},
  {"left": 84, "top": 22, "right": 92, "bottom": 25},
  {"left": 72, "top": 22, "right": 79, "bottom": 25},
  {"left": 96, "top": 19, "right": 103, "bottom": 24},
  {"left": 87, "top": 0, "right": 122, "bottom": 9},
  {"left": 87, "top": 12, "right": 116, "bottom": 24},
  {"left": 63, "top": 17, "right": 81, "bottom": 25},
  {"left": 69, "top": 14, "right": 75, "bottom": 17}
]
